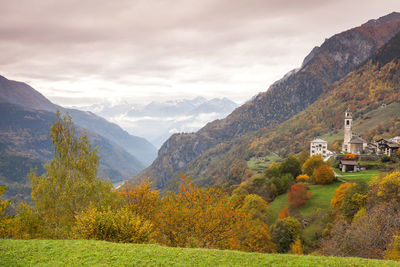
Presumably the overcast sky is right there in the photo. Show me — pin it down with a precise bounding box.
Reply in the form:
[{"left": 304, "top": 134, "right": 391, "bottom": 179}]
[{"left": 0, "top": 0, "right": 399, "bottom": 106}]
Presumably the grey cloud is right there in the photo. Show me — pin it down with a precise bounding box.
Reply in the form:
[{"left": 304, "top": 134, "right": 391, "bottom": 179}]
[{"left": 0, "top": 0, "right": 399, "bottom": 106}]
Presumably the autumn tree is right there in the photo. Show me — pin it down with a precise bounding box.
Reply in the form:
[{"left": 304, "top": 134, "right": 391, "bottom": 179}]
[
  {"left": 117, "top": 180, "right": 160, "bottom": 220},
  {"left": 330, "top": 182, "right": 356, "bottom": 210},
  {"left": 278, "top": 206, "right": 290, "bottom": 220},
  {"left": 374, "top": 171, "right": 400, "bottom": 203},
  {"left": 313, "top": 165, "right": 334, "bottom": 185},
  {"left": 296, "top": 174, "right": 310, "bottom": 182},
  {"left": 271, "top": 217, "right": 302, "bottom": 253},
  {"left": 384, "top": 236, "right": 400, "bottom": 261},
  {"left": 242, "top": 194, "right": 269, "bottom": 224},
  {"left": 288, "top": 183, "right": 312, "bottom": 208},
  {"left": 155, "top": 175, "right": 275, "bottom": 252},
  {"left": 302, "top": 155, "right": 325, "bottom": 176},
  {"left": 290, "top": 237, "right": 304, "bottom": 255},
  {"left": 0, "top": 186, "right": 12, "bottom": 237},
  {"left": 29, "top": 111, "right": 117, "bottom": 238}
]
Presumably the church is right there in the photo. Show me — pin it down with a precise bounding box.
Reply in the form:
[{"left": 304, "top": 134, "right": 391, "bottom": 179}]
[{"left": 341, "top": 110, "right": 367, "bottom": 154}]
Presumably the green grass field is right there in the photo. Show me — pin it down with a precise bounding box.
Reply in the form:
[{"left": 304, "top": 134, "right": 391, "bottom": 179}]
[
  {"left": 268, "top": 182, "right": 341, "bottom": 225},
  {"left": 334, "top": 169, "right": 381, "bottom": 183},
  {"left": 1, "top": 239, "right": 399, "bottom": 266}
]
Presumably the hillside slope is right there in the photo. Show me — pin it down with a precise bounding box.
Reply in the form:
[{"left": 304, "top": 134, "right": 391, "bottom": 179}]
[
  {"left": 0, "top": 75, "right": 157, "bottom": 166},
  {"left": 0, "top": 103, "right": 144, "bottom": 202},
  {"left": 1, "top": 240, "right": 398, "bottom": 267},
  {"left": 181, "top": 30, "right": 400, "bottom": 187},
  {"left": 135, "top": 12, "right": 400, "bottom": 188}
]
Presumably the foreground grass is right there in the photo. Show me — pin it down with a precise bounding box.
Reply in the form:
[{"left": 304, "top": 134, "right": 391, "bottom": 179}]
[{"left": 1, "top": 239, "right": 399, "bottom": 266}]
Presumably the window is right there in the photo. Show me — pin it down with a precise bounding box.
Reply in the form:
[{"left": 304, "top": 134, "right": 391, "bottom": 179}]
[{"left": 346, "top": 120, "right": 350, "bottom": 125}]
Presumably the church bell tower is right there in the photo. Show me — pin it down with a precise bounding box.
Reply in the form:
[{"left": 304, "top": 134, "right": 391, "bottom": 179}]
[{"left": 342, "top": 110, "right": 352, "bottom": 153}]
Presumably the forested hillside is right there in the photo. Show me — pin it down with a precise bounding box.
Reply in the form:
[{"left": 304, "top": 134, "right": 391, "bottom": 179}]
[
  {"left": 135, "top": 12, "right": 400, "bottom": 189},
  {"left": 0, "top": 103, "right": 145, "bottom": 202}
]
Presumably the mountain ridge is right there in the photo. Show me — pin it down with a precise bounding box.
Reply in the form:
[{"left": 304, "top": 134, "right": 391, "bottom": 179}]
[{"left": 134, "top": 12, "right": 400, "bottom": 189}]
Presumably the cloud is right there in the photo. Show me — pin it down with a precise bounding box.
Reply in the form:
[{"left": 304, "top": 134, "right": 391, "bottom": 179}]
[{"left": 0, "top": 0, "right": 399, "bottom": 106}]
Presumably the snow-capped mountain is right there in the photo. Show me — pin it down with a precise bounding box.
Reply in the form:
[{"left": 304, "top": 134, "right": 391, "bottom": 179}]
[{"left": 77, "top": 97, "right": 238, "bottom": 148}]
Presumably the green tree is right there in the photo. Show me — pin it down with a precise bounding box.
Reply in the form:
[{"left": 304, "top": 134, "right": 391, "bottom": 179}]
[
  {"left": 29, "top": 111, "right": 117, "bottom": 238},
  {"left": 271, "top": 217, "right": 302, "bottom": 253},
  {"left": 280, "top": 156, "right": 302, "bottom": 178},
  {"left": 242, "top": 194, "right": 269, "bottom": 224}
]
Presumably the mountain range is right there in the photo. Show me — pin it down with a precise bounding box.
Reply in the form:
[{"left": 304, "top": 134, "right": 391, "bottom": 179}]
[
  {"left": 77, "top": 97, "right": 238, "bottom": 147},
  {"left": 0, "top": 76, "right": 157, "bottom": 201},
  {"left": 134, "top": 12, "right": 400, "bottom": 189}
]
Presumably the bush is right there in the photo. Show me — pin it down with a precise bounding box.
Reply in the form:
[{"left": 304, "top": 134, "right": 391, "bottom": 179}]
[
  {"left": 288, "top": 183, "right": 312, "bottom": 208},
  {"left": 385, "top": 236, "right": 400, "bottom": 261},
  {"left": 296, "top": 174, "right": 310, "bottom": 182},
  {"left": 313, "top": 165, "right": 334, "bottom": 185},
  {"left": 74, "top": 206, "right": 154, "bottom": 243}
]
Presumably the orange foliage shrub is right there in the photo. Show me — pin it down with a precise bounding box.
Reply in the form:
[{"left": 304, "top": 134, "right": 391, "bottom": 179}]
[
  {"left": 278, "top": 206, "right": 290, "bottom": 220},
  {"left": 117, "top": 180, "right": 160, "bottom": 220},
  {"left": 288, "top": 183, "right": 312, "bottom": 208},
  {"left": 290, "top": 237, "right": 304, "bottom": 255},
  {"left": 344, "top": 153, "right": 357, "bottom": 160},
  {"left": 330, "top": 182, "right": 356, "bottom": 209},
  {"left": 155, "top": 175, "right": 275, "bottom": 252},
  {"left": 314, "top": 165, "right": 334, "bottom": 185}
]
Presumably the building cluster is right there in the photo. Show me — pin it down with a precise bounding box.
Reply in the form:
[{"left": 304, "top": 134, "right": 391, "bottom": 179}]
[{"left": 310, "top": 110, "right": 399, "bottom": 172}]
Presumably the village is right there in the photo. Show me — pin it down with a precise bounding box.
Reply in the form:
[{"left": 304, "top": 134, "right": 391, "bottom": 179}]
[{"left": 310, "top": 110, "right": 400, "bottom": 172}]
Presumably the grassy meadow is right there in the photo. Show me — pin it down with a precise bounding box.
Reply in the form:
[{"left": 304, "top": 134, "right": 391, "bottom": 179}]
[{"left": 1, "top": 239, "right": 399, "bottom": 266}]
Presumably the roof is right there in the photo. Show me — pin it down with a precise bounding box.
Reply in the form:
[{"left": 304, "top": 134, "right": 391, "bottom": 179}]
[
  {"left": 350, "top": 137, "right": 366, "bottom": 144},
  {"left": 388, "top": 142, "right": 400, "bottom": 148},
  {"left": 311, "top": 138, "right": 327, "bottom": 143},
  {"left": 341, "top": 160, "right": 358, "bottom": 165}
]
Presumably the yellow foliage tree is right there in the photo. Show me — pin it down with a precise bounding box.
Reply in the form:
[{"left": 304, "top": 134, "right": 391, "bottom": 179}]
[
  {"left": 117, "top": 180, "right": 160, "bottom": 220},
  {"left": 29, "top": 112, "right": 118, "bottom": 238},
  {"left": 290, "top": 237, "right": 304, "bottom": 255},
  {"left": 155, "top": 175, "right": 275, "bottom": 252},
  {"left": 302, "top": 155, "right": 324, "bottom": 176},
  {"left": 0, "top": 186, "right": 11, "bottom": 237},
  {"left": 296, "top": 174, "right": 310, "bottom": 182},
  {"left": 376, "top": 172, "right": 400, "bottom": 203},
  {"left": 314, "top": 165, "right": 334, "bottom": 185},
  {"left": 384, "top": 236, "right": 400, "bottom": 261},
  {"left": 330, "top": 182, "right": 356, "bottom": 209}
]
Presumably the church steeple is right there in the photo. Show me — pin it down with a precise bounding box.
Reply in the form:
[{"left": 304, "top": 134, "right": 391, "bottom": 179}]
[{"left": 342, "top": 109, "right": 353, "bottom": 152}]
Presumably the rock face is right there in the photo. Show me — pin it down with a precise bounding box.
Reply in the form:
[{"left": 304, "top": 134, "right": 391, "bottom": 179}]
[{"left": 134, "top": 12, "right": 400, "bottom": 189}]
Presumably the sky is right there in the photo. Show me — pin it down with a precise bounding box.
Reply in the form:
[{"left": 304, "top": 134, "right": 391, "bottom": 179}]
[{"left": 0, "top": 0, "right": 399, "bottom": 106}]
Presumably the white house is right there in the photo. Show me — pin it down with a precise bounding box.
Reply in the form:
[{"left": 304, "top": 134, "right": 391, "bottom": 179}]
[{"left": 310, "top": 138, "right": 329, "bottom": 157}]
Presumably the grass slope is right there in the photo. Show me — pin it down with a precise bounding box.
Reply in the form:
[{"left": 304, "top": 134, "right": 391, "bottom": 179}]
[
  {"left": 268, "top": 169, "right": 381, "bottom": 225},
  {"left": 1, "top": 239, "right": 399, "bottom": 266}
]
